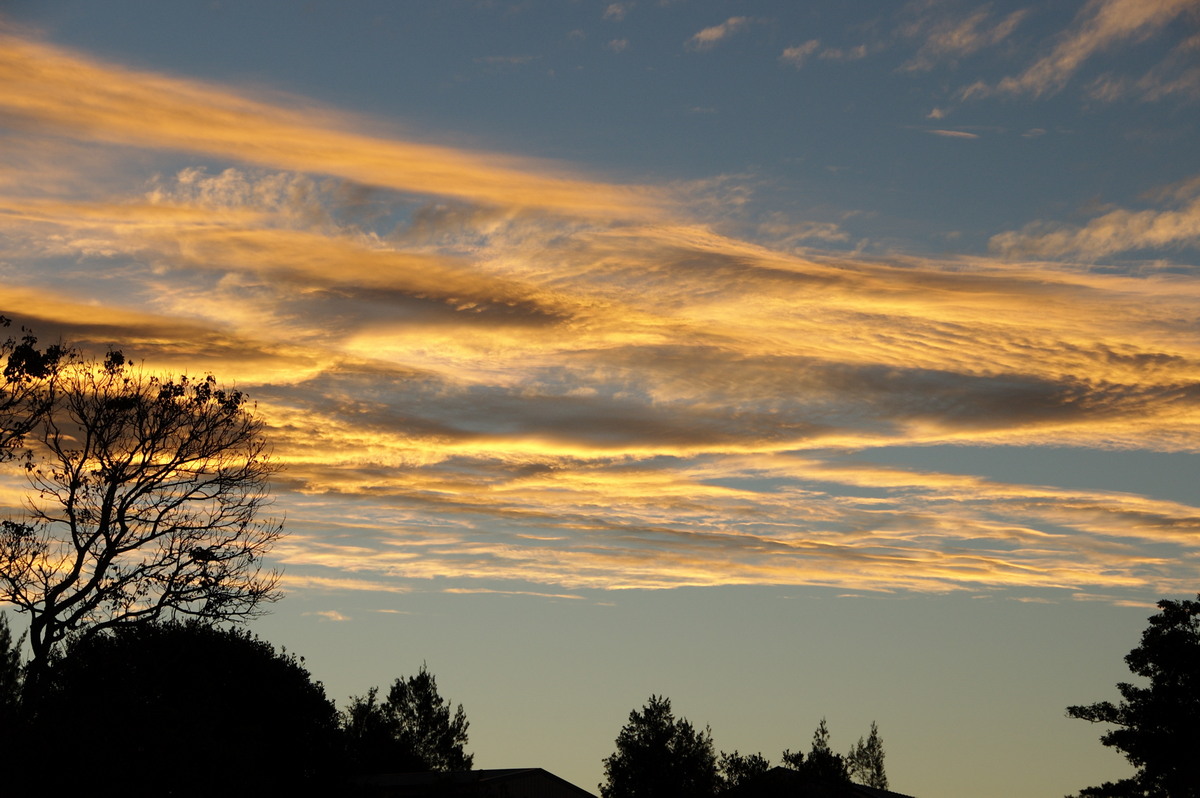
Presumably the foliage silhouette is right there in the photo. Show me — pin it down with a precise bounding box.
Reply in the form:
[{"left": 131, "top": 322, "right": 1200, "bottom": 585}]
[
  {"left": 1067, "top": 596, "right": 1200, "bottom": 798},
  {"left": 846, "top": 720, "right": 888, "bottom": 789},
  {"left": 16, "top": 620, "right": 341, "bottom": 796},
  {"left": 782, "top": 718, "right": 850, "bottom": 784},
  {"left": 0, "top": 317, "right": 67, "bottom": 461},
  {"left": 0, "top": 342, "right": 282, "bottom": 681},
  {"left": 0, "top": 611, "right": 21, "bottom": 727},
  {"left": 719, "top": 749, "right": 773, "bottom": 788},
  {"left": 600, "top": 694, "right": 720, "bottom": 798},
  {"left": 344, "top": 686, "right": 412, "bottom": 772},
  {"left": 343, "top": 663, "right": 473, "bottom": 773}
]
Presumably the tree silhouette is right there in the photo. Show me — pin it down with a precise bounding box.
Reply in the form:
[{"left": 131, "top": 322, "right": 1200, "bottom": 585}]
[
  {"left": 783, "top": 718, "right": 849, "bottom": 783},
  {"left": 387, "top": 664, "right": 473, "bottom": 771},
  {"left": 1067, "top": 596, "right": 1200, "bottom": 798},
  {"left": 344, "top": 663, "right": 473, "bottom": 773},
  {"left": 344, "top": 686, "right": 414, "bottom": 772},
  {"left": 0, "top": 348, "right": 282, "bottom": 681},
  {"left": 0, "top": 611, "right": 21, "bottom": 727},
  {"left": 600, "top": 695, "right": 720, "bottom": 798},
  {"left": 846, "top": 721, "right": 888, "bottom": 789},
  {"left": 0, "top": 317, "right": 67, "bottom": 461},
  {"left": 719, "top": 749, "right": 772, "bottom": 788},
  {"left": 16, "top": 620, "right": 341, "bottom": 796}
]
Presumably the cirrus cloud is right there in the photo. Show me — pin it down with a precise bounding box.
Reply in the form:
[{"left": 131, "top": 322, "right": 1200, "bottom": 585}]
[
  {"left": 1, "top": 28, "right": 1199, "bottom": 602},
  {"left": 961, "top": 0, "right": 1198, "bottom": 99}
]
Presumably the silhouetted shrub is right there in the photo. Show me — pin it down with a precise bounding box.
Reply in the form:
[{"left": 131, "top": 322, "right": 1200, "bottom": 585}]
[{"left": 22, "top": 620, "right": 341, "bottom": 796}]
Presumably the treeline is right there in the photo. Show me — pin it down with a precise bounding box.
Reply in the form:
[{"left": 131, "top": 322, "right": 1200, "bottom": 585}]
[
  {"left": 1, "top": 612, "right": 890, "bottom": 797},
  {"left": 0, "top": 614, "right": 472, "bottom": 796},
  {"left": 0, "top": 320, "right": 895, "bottom": 796},
  {"left": 600, "top": 694, "right": 887, "bottom": 798}
]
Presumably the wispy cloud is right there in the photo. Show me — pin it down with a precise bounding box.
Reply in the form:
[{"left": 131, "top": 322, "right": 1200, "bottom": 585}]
[
  {"left": 304, "top": 610, "right": 352, "bottom": 622},
  {"left": 2, "top": 30, "right": 1199, "bottom": 600},
  {"left": 443, "top": 588, "right": 585, "bottom": 600},
  {"left": 0, "top": 34, "right": 665, "bottom": 221},
  {"left": 991, "top": 174, "right": 1200, "bottom": 258},
  {"left": 819, "top": 44, "right": 869, "bottom": 62},
  {"left": 475, "top": 55, "right": 538, "bottom": 66},
  {"left": 757, "top": 218, "right": 851, "bottom": 247},
  {"left": 687, "top": 17, "right": 750, "bottom": 51},
  {"left": 780, "top": 40, "right": 821, "bottom": 68},
  {"left": 604, "top": 3, "right": 633, "bottom": 22},
  {"left": 901, "top": 5, "right": 1028, "bottom": 71},
  {"left": 263, "top": 456, "right": 1200, "bottom": 594},
  {"left": 961, "top": 0, "right": 1197, "bottom": 99},
  {"left": 782, "top": 41, "right": 869, "bottom": 69},
  {"left": 1085, "top": 30, "right": 1200, "bottom": 102}
]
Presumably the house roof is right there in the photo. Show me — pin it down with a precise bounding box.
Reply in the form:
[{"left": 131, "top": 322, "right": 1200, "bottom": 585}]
[
  {"left": 353, "top": 767, "right": 599, "bottom": 798},
  {"left": 721, "top": 767, "right": 917, "bottom": 798}
]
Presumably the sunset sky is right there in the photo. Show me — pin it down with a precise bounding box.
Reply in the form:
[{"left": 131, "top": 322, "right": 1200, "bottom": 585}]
[{"left": 2, "top": 1, "right": 1199, "bottom": 796}]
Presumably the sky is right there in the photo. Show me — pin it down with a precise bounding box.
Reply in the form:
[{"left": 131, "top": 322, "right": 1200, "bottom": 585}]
[{"left": 1, "top": 1, "right": 1199, "bottom": 795}]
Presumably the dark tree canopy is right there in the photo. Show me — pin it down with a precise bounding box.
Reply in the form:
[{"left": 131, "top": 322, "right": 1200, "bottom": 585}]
[
  {"left": 386, "top": 664, "right": 473, "bottom": 771},
  {"left": 719, "top": 750, "right": 773, "bottom": 789},
  {"left": 343, "top": 663, "right": 473, "bottom": 773},
  {"left": 1067, "top": 596, "right": 1200, "bottom": 798},
  {"left": 0, "top": 317, "right": 67, "bottom": 461},
  {"left": 0, "top": 343, "right": 282, "bottom": 677},
  {"left": 10, "top": 620, "right": 341, "bottom": 796},
  {"left": 783, "top": 718, "right": 850, "bottom": 784},
  {"left": 344, "top": 686, "right": 414, "bottom": 772},
  {"left": 0, "top": 611, "right": 21, "bottom": 725},
  {"left": 600, "top": 695, "right": 720, "bottom": 798}
]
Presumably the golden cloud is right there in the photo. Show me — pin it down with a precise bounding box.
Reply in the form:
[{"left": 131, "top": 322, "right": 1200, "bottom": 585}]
[
  {"left": 0, "top": 34, "right": 666, "bottom": 220},
  {"left": 2, "top": 28, "right": 1199, "bottom": 599}
]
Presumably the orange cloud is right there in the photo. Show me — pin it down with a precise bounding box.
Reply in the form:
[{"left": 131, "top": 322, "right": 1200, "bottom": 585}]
[
  {"left": 2, "top": 28, "right": 1199, "bottom": 601},
  {"left": 0, "top": 34, "right": 666, "bottom": 220}
]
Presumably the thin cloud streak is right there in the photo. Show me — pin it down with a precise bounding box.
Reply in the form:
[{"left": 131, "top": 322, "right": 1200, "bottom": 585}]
[
  {"left": 927, "top": 129, "right": 979, "bottom": 139},
  {"left": 0, "top": 34, "right": 666, "bottom": 221}
]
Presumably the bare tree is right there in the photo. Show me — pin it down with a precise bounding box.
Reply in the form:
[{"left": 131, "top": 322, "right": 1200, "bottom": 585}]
[{"left": 0, "top": 349, "right": 282, "bottom": 678}]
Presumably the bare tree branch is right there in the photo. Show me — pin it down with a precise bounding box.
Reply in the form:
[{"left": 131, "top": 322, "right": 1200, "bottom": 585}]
[{"left": 0, "top": 346, "right": 283, "bottom": 677}]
